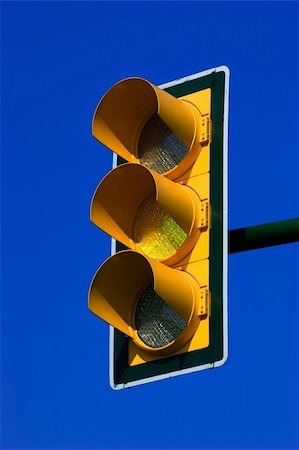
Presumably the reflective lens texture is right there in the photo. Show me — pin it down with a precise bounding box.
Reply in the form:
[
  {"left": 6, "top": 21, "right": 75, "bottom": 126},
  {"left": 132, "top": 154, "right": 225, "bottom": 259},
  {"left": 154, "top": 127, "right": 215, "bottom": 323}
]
[
  {"left": 135, "top": 282, "right": 187, "bottom": 348},
  {"left": 133, "top": 194, "right": 187, "bottom": 260},
  {"left": 138, "top": 114, "right": 188, "bottom": 174}
]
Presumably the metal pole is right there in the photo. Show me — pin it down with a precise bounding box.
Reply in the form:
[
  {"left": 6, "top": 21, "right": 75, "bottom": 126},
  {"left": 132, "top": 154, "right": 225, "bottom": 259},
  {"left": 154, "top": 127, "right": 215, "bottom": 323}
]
[{"left": 228, "top": 218, "right": 299, "bottom": 254}]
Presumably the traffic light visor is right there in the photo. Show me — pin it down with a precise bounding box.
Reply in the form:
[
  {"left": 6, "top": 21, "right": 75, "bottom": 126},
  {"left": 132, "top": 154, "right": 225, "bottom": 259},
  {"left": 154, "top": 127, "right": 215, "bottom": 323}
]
[
  {"left": 90, "top": 163, "right": 201, "bottom": 265},
  {"left": 92, "top": 78, "right": 201, "bottom": 178},
  {"left": 88, "top": 251, "right": 200, "bottom": 355}
]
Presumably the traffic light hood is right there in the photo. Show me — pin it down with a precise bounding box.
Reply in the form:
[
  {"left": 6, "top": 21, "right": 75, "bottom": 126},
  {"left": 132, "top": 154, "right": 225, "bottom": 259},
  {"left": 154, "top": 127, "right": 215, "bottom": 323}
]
[
  {"left": 90, "top": 163, "right": 201, "bottom": 265},
  {"left": 92, "top": 77, "right": 201, "bottom": 179},
  {"left": 88, "top": 250, "right": 200, "bottom": 355}
]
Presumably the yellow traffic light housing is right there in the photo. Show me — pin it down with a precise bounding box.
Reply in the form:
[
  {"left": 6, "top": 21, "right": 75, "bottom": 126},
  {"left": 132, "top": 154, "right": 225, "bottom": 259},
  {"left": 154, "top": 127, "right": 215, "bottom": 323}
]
[{"left": 89, "top": 67, "right": 229, "bottom": 389}]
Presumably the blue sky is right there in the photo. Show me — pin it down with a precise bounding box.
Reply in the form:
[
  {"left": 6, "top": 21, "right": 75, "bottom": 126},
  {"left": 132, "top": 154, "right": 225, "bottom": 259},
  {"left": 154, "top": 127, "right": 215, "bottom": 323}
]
[{"left": 1, "top": 2, "right": 298, "bottom": 449}]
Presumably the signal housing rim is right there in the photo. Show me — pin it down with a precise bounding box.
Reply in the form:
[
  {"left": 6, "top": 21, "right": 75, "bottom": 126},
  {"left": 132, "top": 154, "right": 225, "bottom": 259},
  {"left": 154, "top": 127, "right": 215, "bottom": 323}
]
[
  {"left": 88, "top": 250, "right": 201, "bottom": 356},
  {"left": 90, "top": 163, "right": 201, "bottom": 266},
  {"left": 92, "top": 77, "right": 203, "bottom": 179}
]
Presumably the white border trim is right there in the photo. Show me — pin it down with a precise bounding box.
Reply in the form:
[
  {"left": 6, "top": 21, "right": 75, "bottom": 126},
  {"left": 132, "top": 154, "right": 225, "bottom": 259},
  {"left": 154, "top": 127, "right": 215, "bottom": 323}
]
[{"left": 109, "top": 66, "right": 230, "bottom": 389}]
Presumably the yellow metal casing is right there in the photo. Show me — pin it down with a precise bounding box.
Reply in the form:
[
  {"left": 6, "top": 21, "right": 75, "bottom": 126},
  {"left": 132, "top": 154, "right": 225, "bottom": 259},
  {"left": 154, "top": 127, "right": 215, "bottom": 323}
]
[{"left": 89, "top": 78, "right": 212, "bottom": 366}]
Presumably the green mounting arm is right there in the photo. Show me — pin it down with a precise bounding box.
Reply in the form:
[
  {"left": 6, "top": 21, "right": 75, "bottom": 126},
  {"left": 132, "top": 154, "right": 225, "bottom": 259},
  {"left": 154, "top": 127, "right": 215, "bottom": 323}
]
[{"left": 229, "top": 218, "right": 299, "bottom": 253}]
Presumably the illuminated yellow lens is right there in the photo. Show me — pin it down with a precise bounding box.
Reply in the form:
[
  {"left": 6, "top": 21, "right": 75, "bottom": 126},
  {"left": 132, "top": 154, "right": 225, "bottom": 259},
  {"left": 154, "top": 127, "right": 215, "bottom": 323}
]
[{"left": 133, "top": 194, "right": 187, "bottom": 260}]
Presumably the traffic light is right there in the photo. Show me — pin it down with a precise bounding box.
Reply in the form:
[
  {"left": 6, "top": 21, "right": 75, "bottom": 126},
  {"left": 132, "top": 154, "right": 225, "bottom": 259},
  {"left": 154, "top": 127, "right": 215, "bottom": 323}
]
[{"left": 89, "top": 66, "right": 229, "bottom": 389}]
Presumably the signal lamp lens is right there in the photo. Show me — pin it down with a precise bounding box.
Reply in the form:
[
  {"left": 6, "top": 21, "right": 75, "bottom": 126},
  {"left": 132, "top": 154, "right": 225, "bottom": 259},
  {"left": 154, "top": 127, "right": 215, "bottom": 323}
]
[
  {"left": 133, "top": 193, "right": 187, "bottom": 260},
  {"left": 138, "top": 114, "right": 188, "bottom": 174},
  {"left": 135, "top": 282, "right": 187, "bottom": 348}
]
